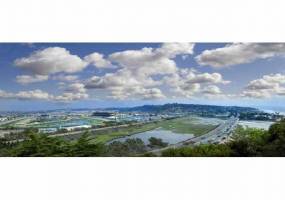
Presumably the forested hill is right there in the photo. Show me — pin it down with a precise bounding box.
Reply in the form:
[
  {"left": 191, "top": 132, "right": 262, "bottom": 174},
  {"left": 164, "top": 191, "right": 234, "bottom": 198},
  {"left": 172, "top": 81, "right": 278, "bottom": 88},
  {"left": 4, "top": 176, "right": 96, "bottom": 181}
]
[{"left": 113, "top": 103, "right": 259, "bottom": 114}]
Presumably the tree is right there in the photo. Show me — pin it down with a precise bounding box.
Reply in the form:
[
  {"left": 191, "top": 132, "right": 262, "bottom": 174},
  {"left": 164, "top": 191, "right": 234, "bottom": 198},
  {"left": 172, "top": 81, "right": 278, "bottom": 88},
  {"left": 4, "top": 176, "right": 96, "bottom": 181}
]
[
  {"left": 107, "top": 138, "right": 146, "bottom": 156},
  {"left": 68, "top": 132, "right": 106, "bottom": 157},
  {"left": 9, "top": 131, "right": 67, "bottom": 157},
  {"left": 106, "top": 141, "right": 130, "bottom": 156},
  {"left": 262, "top": 119, "right": 285, "bottom": 156},
  {"left": 161, "top": 144, "right": 231, "bottom": 157},
  {"left": 148, "top": 137, "right": 168, "bottom": 148},
  {"left": 228, "top": 126, "right": 268, "bottom": 156},
  {"left": 7, "top": 131, "right": 106, "bottom": 157}
]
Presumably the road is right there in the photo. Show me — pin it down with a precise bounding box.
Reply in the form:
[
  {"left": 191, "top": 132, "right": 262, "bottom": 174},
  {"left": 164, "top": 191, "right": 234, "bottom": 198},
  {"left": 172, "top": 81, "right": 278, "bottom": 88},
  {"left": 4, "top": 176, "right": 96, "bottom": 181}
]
[
  {"left": 0, "top": 118, "right": 26, "bottom": 138},
  {"left": 189, "top": 116, "right": 239, "bottom": 145},
  {"left": 0, "top": 117, "right": 26, "bottom": 126},
  {"left": 49, "top": 123, "right": 141, "bottom": 137},
  {"left": 149, "top": 116, "right": 239, "bottom": 155}
]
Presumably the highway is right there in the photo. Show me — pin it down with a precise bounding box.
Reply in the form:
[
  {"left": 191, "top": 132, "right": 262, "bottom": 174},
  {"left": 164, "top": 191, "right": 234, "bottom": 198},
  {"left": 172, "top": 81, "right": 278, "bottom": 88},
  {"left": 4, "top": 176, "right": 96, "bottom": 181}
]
[
  {"left": 0, "top": 117, "right": 25, "bottom": 126},
  {"left": 149, "top": 116, "right": 239, "bottom": 154},
  {"left": 188, "top": 116, "right": 239, "bottom": 145}
]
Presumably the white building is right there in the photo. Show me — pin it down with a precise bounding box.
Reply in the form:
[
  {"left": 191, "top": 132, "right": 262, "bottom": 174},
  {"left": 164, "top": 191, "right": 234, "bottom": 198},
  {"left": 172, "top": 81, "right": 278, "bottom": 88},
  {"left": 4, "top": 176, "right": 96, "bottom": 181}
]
[
  {"left": 0, "top": 117, "right": 8, "bottom": 122},
  {"left": 61, "top": 125, "right": 92, "bottom": 131},
  {"left": 39, "top": 128, "right": 58, "bottom": 134}
]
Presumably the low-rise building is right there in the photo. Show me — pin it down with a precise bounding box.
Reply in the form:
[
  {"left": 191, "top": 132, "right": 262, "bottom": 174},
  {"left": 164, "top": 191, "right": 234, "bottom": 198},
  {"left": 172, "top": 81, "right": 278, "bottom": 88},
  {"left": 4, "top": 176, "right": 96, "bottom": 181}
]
[
  {"left": 92, "top": 112, "right": 115, "bottom": 117},
  {"left": 0, "top": 117, "right": 8, "bottom": 122},
  {"left": 61, "top": 125, "right": 92, "bottom": 131},
  {"left": 39, "top": 128, "right": 58, "bottom": 134}
]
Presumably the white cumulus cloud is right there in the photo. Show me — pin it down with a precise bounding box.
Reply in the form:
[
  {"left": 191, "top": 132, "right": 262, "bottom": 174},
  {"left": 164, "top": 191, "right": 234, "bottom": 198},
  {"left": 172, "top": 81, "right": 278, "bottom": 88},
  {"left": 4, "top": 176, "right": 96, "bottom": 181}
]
[
  {"left": 16, "top": 89, "right": 51, "bottom": 100},
  {"left": 242, "top": 73, "right": 285, "bottom": 98},
  {"left": 196, "top": 43, "right": 285, "bottom": 68},
  {"left": 0, "top": 89, "right": 51, "bottom": 100},
  {"left": 162, "top": 68, "right": 229, "bottom": 98},
  {"left": 52, "top": 92, "right": 89, "bottom": 102},
  {"left": 84, "top": 43, "right": 195, "bottom": 100},
  {"left": 16, "top": 75, "right": 49, "bottom": 84},
  {"left": 202, "top": 85, "right": 222, "bottom": 95},
  {"left": 14, "top": 47, "right": 88, "bottom": 75},
  {"left": 84, "top": 52, "right": 114, "bottom": 68},
  {"left": 109, "top": 43, "right": 195, "bottom": 77},
  {"left": 64, "top": 83, "right": 86, "bottom": 93},
  {"left": 52, "top": 74, "right": 79, "bottom": 82},
  {"left": 0, "top": 88, "right": 88, "bottom": 102}
]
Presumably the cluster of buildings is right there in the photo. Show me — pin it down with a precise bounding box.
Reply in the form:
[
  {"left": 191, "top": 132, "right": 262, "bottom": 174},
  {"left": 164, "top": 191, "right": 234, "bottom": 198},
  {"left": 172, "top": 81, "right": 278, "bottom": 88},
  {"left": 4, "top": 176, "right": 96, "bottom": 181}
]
[
  {"left": 0, "top": 117, "right": 8, "bottom": 122},
  {"left": 113, "top": 112, "right": 183, "bottom": 122},
  {"left": 39, "top": 124, "right": 92, "bottom": 134},
  {"left": 1, "top": 109, "right": 186, "bottom": 135}
]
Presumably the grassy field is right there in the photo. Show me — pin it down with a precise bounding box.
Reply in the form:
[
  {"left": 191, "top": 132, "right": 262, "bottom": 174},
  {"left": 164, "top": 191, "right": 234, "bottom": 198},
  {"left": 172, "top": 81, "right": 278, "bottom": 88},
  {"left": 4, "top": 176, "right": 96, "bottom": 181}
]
[
  {"left": 3, "top": 117, "right": 106, "bottom": 129},
  {"left": 93, "top": 123, "right": 159, "bottom": 143},
  {"left": 157, "top": 117, "right": 217, "bottom": 135},
  {"left": 92, "top": 117, "right": 218, "bottom": 143}
]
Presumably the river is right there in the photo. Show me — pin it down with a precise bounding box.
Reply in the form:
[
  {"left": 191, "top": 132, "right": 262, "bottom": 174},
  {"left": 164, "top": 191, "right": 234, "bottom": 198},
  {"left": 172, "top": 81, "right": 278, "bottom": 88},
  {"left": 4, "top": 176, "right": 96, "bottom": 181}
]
[
  {"left": 238, "top": 120, "right": 274, "bottom": 130},
  {"left": 110, "top": 128, "right": 195, "bottom": 145}
]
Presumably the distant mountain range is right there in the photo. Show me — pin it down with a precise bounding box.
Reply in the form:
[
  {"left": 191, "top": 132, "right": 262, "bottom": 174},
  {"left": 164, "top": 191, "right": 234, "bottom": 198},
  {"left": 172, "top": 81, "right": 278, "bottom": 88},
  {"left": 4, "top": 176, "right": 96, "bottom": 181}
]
[
  {"left": 108, "top": 103, "right": 259, "bottom": 114},
  {"left": 0, "top": 103, "right": 260, "bottom": 114}
]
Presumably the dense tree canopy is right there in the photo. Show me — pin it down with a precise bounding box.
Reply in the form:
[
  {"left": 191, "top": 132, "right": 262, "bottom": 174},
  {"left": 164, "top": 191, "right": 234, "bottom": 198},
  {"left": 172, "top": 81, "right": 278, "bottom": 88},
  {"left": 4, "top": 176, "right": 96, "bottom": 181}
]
[
  {"left": 0, "top": 131, "right": 106, "bottom": 157},
  {"left": 148, "top": 137, "right": 168, "bottom": 148}
]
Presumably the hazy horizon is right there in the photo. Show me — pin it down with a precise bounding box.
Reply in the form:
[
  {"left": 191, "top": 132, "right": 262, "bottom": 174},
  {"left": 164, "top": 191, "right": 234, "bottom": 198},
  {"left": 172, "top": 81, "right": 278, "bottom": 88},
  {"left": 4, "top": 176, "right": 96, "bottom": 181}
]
[{"left": 1, "top": 101, "right": 285, "bottom": 113}]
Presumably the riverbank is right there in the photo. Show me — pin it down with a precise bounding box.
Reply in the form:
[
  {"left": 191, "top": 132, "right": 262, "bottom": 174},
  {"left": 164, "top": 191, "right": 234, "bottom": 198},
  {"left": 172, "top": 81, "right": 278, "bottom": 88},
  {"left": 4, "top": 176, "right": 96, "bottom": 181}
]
[
  {"left": 93, "top": 116, "right": 219, "bottom": 144},
  {"left": 238, "top": 120, "right": 274, "bottom": 130}
]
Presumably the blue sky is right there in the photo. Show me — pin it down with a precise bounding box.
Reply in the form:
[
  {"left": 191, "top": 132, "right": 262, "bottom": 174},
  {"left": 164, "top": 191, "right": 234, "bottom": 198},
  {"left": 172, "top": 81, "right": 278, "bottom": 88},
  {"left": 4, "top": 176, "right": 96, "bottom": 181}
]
[{"left": 1, "top": 43, "right": 285, "bottom": 111}]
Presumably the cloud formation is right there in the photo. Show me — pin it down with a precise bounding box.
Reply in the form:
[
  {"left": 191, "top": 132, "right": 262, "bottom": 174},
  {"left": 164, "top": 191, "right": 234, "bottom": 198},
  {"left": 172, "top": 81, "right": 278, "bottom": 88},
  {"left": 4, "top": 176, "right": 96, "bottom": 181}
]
[
  {"left": 54, "top": 82, "right": 89, "bottom": 102},
  {"left": 242, "top": 73, "right": 285, "bottom": 98},
  {"left": 185, "top": 72, "right": 230, "bottom": 84},
  {"left": 202, "top": 85, "right": 222, "bottom": 95},
  {"left": 109, "top": 86, "right": 165, "bottom": 100},
  {"left": 4, "top": 43, "right": 285, "bottom": 106},
  {"left": 0, "top": 87, "right": 88, "bottom": 102},
  {"left": 64, "top": 83, "right": 86, "bottom": 93},
  {"left": 52, "top": 92, "right": 89, "bottom": 102},
  {"left": 52, "top": 74, "right": 79, "bottom": 82},
  {"left": 196, "top": 43, "right": 285, "bottom": 68},
  {"left": 85, "top": 43, "right": 195, "bottom": 100},
  {"left": 84, "top": 52, "right": 113, "bottom": 68},
  {"left": 0, "top": 89, "right": 51, "bottom": 100},
  {"left": 85, "top": 69, "right": 163, "bottom": 100},
  {"left": 109, "top": 43, "right": 194, "bottom": 76},
  {"left": 16, "top": 75, "right": 49, "bottom": 84},
  {"left": 163, "top": 68, "right": 229, "bottom": 98},
  {"left": 109, "top": 47, "right": 176, "bottom": 76},
  {"left": 10, "top": 43, "right": 198, "bottom": 102},
  {"left": 14, "top": 47, "right": 88, "bottom": 75}
]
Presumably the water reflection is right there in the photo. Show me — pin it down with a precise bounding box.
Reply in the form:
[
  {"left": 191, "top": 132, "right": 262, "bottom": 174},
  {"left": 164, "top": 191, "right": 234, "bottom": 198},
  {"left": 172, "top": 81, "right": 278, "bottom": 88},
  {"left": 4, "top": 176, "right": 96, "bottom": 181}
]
[{"left": 111, "top": 128, "right": 194, "bottom": 144}]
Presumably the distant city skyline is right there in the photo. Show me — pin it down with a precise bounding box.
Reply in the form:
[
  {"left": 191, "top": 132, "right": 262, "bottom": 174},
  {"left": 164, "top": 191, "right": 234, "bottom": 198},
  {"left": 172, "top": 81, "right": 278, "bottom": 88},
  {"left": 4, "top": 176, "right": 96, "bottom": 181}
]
[{"left": 1, "top": 43, "right": 285, "bottom": 111}]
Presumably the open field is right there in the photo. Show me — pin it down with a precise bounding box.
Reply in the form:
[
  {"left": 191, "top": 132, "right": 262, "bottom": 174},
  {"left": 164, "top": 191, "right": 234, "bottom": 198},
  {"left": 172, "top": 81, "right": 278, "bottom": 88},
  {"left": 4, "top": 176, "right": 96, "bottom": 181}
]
[
  {"left": 157, "top": 117, "right": 219, "bottom": 135},
  {"left": 93, "top": 122, "right": 159, "bottom": 143},
  {"left": 0, "top": 116, "right": 106, "bottom": 129},
  {"left": 92, "top": 117, "right": 219, "bottom": 144}
]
